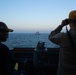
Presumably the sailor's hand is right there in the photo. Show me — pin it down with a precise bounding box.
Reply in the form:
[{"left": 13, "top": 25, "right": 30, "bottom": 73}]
[{"left": 60, "top": 19, "right": 69, "bottom": 27}]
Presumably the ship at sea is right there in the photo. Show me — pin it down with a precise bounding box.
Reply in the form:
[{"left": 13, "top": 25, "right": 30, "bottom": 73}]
[{"left": 35, "top": 31, "right": 41, "bottom": 35}]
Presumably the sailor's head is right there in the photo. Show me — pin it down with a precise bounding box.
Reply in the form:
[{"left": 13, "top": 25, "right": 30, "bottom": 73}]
[
  {"left": 0, "top": 22, "right": 13, "bottom": 42},
  {"left": 69, "top": 10, "right": 76, "bottom": 20},
  {"left": 68, "top": 10, "right": 76, "bottom": 23}
]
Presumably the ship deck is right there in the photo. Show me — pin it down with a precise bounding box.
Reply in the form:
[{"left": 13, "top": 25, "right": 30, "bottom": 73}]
[{"left": 11, "top": 48, "right": 59, "bottom": 75}]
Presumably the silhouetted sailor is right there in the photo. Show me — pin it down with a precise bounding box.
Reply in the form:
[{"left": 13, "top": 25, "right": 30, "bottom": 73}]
[
  {"left": 0, "top": 21, "right": 14, "bottom": 75},
  {"left": 49, "top": 10, "right": 76, "bottom": 75}
]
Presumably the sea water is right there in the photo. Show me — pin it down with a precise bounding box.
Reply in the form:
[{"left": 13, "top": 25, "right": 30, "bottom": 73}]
[{"left": 3, "top": 33, "right": 59, "bottom": 49}]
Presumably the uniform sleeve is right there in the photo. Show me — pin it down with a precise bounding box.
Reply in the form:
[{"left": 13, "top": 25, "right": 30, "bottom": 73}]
[{"left": 48, "top": 25, "right": 63, "bottom": 45}]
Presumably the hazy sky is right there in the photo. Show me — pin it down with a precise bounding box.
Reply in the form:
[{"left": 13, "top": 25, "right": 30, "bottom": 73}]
[{"left": 0, "top": 0, "right": 76, "bottom": 33}]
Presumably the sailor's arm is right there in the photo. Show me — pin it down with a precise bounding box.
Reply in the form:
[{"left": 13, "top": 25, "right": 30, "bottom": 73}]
[
  {"left": 49, "top": 25, "right": 63, "bottom": 37},
  {"left": 48, "top": 19, "right": 68, "bottom": 45}
]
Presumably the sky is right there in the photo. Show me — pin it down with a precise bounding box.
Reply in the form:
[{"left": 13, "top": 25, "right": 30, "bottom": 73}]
[{"left": 0, "top": 0, "right": 76, "bottom": 33}]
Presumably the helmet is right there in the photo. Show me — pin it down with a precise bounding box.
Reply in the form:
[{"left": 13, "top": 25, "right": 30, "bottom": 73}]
[{"left": 69, "top": 10, "right": 76, "bottom": 19}]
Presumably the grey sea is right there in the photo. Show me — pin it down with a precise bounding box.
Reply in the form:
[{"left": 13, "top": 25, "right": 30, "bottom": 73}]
[{"left": 3, "top": 33, "right": 59, "bottom": 50}]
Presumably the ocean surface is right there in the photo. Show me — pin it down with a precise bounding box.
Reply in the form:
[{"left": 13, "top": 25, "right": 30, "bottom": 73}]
[{"left": 3, "top": 33, "right": 59, "bottom": 49}]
